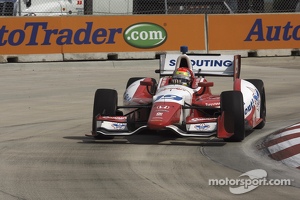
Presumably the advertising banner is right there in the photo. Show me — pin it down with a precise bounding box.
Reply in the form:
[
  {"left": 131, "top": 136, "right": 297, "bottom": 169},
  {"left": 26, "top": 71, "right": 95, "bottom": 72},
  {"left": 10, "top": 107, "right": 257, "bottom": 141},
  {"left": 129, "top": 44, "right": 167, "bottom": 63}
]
[
  {"left": 0, "top": 15, "right": 206, "bottom": 54},
  {"left": 208, "top": 14, "right": 300, "bottom": 50},
  {"left": 0, "top": 17, "right": 62, "bottom": 54}
]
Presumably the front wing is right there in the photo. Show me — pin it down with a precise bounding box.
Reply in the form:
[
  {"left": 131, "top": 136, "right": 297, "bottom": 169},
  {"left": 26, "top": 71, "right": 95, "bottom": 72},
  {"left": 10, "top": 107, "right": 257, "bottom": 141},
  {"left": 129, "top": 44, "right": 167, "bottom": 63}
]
[{"left": 86, "top": 115, "right": 219, "bottom": 138}]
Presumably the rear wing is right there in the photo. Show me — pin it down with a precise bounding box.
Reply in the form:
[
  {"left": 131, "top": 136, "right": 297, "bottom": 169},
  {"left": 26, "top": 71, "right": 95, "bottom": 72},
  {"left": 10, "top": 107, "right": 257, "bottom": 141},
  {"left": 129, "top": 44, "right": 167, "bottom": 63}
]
[{"left": 156, "top": 53, "right": 241, "bottom": 80}]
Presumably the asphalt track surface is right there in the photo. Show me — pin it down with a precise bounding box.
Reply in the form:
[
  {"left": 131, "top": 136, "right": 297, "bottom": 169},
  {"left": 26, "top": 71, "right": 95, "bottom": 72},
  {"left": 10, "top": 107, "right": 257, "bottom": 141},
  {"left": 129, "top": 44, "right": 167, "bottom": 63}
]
[{"left": 0, "top": 57, "right": 299, "bottom": 200}]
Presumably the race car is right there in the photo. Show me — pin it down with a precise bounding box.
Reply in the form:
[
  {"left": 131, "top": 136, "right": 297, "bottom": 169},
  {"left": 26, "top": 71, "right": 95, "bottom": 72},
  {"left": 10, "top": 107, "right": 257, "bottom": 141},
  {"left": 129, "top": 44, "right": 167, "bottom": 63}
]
[{"left": 86, "top": 46, "right": 266, "bottom": 142}]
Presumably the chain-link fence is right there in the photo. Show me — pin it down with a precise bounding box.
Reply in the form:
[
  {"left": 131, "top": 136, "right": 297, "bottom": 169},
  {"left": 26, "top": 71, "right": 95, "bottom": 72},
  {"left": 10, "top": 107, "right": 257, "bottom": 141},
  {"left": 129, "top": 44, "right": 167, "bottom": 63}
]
[
  {"left": 0, "top": 0, "right": 299, "bottom": 16},
  {"left": 87, "top": 0, "right": 300, "bottom": 15}
]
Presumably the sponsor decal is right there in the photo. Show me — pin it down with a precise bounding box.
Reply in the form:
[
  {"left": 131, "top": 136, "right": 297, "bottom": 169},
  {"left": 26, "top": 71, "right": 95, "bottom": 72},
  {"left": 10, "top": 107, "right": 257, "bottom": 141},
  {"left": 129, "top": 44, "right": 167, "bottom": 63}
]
[
  {"left": 157, "top": 105, "right": 170, "bottom": 109},
  {"left": 244, "top": 19, "right": 300, "bottom": 42},
  {"left": 169, "top": 59, "right": 233, "bottom": 67},
  {"left": 205, "top": 102, "right": 220, "bottom": 106},
  {"left": 150, "top": 118, "right": 163, "bottom": 121},
  {"left": 244, "top": 87, "right": 260, "bottom": 115},
  {"left": 156, "top": 112, "right": 163, "bottom": 117},
  {"left": 0, "top": 22, "right": 167, "bottom": 49},
  {"left": 155, "top": 110, "right": 169, "bottom": 112},
  {"left": 194, "top": 123, "right": 210, "bottom": 131},
  {"left": 123, "top": 93, "right": 132, "bottom": 101},
  {"left": 190, "top": 118, "right": 216, "bottom": 122},
  {"left": 124, "top": 22, "right": 167, "bottom": 48},
  {"left": 0, "top": 22, "right": 122, "bottom": 46},
  {"left": 111, "top": 123, "right": 126, "bottom": 130},
  {"left": 155, "top": 94, "right": 183, "bottom": 102},
  {"left": 245, "top": 99, "right": 255, "bottom": 115}
]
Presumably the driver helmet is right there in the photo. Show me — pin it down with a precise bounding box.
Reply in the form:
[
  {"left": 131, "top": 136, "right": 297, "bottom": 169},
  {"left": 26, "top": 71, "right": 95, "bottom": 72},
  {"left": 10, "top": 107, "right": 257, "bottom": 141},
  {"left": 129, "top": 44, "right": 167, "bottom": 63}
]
[{"left": 172, "top": 67, "right": 192, "bottom": 86}]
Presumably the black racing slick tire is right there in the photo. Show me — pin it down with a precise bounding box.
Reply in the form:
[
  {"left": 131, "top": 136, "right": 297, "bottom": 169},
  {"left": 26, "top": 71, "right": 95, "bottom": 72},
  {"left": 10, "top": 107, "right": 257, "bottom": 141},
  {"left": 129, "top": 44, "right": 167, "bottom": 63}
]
[
  {"left": 221, "top": 91, "right": 245, "bottom": 142},
  {"left": 92, "top": 89, "right": 118, "bottom": 139},
  {"left": 245, "top": 79, "right": 266, "bottom": 129}
]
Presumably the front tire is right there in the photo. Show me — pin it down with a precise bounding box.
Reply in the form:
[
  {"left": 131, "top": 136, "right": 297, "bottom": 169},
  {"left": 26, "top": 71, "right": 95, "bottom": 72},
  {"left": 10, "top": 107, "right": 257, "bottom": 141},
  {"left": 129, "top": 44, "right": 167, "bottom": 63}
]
[
  {"left": 92, "top": 89, "right": 118, "bottom": 139},
  {"left": 221, "top": 91, "right": 245, "bottom": 142}
]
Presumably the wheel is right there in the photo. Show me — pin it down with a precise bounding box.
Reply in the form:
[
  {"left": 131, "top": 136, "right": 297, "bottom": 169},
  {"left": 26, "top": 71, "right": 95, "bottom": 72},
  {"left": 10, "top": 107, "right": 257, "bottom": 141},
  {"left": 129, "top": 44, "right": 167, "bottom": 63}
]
[
  {"left": 245, "top": 79, "right": 266, "bottom": 129},
  {"left": 126, "top": 77, "right": 157, "bottom": 93},
  {"left": 221, "top": 91, "right": 245, "bottom": 142},
  {"left": 92, "top": 89, "right": 118, "bottom": 139}
]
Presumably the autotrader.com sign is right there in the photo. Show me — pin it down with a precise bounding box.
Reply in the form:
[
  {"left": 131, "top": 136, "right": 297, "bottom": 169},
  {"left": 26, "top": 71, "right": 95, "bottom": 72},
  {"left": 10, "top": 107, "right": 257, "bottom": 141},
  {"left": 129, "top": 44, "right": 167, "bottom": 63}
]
[
  {"left": 0, "top": 22, "right": 167, "bottom": 48},
  {"left": 123, "top": 23, "right": 167, "bottom": 49},
  {"left": 0, "top": 15, "right": 205, "bottom": 54}
]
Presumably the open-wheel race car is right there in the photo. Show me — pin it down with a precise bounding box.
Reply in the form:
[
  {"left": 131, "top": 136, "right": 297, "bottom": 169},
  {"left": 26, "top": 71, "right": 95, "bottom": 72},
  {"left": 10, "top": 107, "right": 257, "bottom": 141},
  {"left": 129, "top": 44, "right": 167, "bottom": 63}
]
[{"left": 86, "top": 46, "right": 266, "bottom": 142}]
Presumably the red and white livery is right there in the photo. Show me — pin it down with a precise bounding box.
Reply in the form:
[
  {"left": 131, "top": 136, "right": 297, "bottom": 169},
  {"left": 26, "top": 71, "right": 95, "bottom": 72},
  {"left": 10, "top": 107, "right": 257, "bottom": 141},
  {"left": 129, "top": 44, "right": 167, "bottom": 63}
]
[{"left": 86, "top": 46, "right": 266, "bottom": 142}]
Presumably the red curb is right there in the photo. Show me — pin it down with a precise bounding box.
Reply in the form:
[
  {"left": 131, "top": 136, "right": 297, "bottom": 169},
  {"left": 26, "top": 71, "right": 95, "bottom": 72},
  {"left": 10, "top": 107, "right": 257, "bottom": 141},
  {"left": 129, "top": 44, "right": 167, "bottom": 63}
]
[
  {"left": 264, "top": 132, "right": 300, "bottom": 147},
  {"left": 269, "top": 143, "right": 300, "bottom": 161}
]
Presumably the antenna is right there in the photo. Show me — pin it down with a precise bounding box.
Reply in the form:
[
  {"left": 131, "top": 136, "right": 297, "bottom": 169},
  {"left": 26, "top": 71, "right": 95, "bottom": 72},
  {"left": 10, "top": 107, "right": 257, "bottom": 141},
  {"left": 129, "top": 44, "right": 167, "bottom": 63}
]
[{"left": 180, "top": 46, "right": 188, "bottom": 54}]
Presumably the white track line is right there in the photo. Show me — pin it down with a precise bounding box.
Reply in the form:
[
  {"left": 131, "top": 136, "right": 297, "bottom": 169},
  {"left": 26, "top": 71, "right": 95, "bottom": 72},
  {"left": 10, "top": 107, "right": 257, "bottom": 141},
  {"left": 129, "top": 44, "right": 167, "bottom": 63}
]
[
  {"left": 268, "top": 137, "right": 300, "bottom": 154},
  {"left": 269, "top": 128, "right": 300, "bottom": 140},
  {"left": 281, "top": 154, "right": 300, "bottom": 168}
]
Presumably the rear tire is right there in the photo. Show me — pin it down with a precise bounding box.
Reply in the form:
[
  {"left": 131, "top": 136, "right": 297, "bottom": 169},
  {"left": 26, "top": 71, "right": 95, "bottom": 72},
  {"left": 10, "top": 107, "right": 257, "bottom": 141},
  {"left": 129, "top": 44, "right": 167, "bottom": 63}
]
[
  {"left": 92, "top": 89, "right": 118, "bottom": 139},
  {"left": 245, "top": 79, "right": 266, "bottom": 129},
  {"left": 221, "top": 91, "right": 245, "bottom": 142}
]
